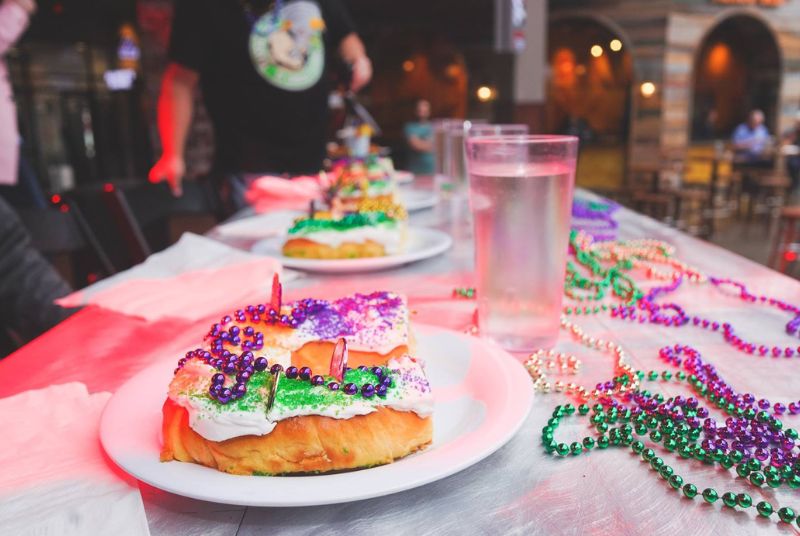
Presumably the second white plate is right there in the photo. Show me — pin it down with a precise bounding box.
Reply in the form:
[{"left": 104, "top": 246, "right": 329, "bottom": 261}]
[
  {"left": 399, "top": 188, "right": 439, "bottom": 211},
  {"left": 394, "top": 170, "right": 415, "bottom": 184},
  {"left": 250, "top": 227, "right": 452, "bottom": 273}
]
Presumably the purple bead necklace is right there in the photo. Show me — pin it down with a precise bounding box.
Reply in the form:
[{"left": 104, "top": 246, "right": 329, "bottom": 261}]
[
  {"left": 612, "top": 274, "right": 800, "bottom": 361},
  {"left": 176, "top": 347, "right": 393, "bottom": 405},
  {"left": 571, "top": 199, "right": 620, "bottom": 242}
]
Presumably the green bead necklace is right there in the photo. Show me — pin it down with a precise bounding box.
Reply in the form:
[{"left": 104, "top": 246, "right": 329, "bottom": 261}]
[
  {"left": 564, "top": 232, "right": 642, "bottom": 316},
  {"left": 541, "top": 372, "right": 800, "bottom": 527}
]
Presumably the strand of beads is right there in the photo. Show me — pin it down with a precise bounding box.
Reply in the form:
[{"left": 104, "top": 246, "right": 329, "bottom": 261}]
[
  {"left": 541, "top": 355, "right": 800, "bottom": 527},
  {"left": 525, "top": 349, "right": 581, "bottom": 393},
  {"left": 208, "top": 298, "right": 328, "bottom": 354},
  {"left": 613, "top": 273, "right": 800, "bottom": 361},
  {"left": 578, "top": 233, "right": 707, "bottom": 284},
  {"left": 452, "top": 287, "right": 475, "bottom": 299},
  {"left": 525, "top": 316, "right": 638, "bottom": 399},
  {"left": 709, "top": 276, "right": 800, "bottom": 339},
  {"left": 563, "top": 230, "right": 708, "bottom": 317},
  {"left": 658, "top": 345, "right": 800, "bottom": 466},
  {"left": 571, "top": 199, "right": 620, "bottom": 243},
  {"left": 564, "top": 232, "right": 643, "bottom": 316},
  {"left": 175, "top": 349, "right": 393, "bottom": 404},
  {"left": 611, "top": 276, "right": 690, "bottom": 327},
  {"left": 563, "top": 261, "right": 641, "bottom": 316}
]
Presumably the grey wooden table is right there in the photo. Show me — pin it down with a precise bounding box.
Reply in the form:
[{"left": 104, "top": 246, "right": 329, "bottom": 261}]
[
  {"left": 13, "top": 180, "right": 794, "bottom": 536},
  {"left": 138, "top": 184, "right": 800, "bottom": 535}
]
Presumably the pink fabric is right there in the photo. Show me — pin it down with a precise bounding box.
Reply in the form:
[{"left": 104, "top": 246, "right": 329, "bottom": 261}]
[
  {"left": 245, "top": 174, "right": 331, "bottom": 213},
  {"left": 0, "top": 1, "right": 30, "bottom": 185},
  {"left": 0, "top": 306, "right": 197, "bottom": 398},
  {"left": 58, "top": 257, "right": 284, "bottom": 322}
]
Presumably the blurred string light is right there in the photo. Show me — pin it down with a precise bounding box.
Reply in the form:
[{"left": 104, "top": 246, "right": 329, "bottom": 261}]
[
  {"left": 640, "top": 81, "right": 657, "bottom": 98},
  {"left": 445, "top": 63, "right": 462, "bottom": 78},
  {"left": 590, "top": 45, "right": 603, "bottom": 57},
  {"left": 402, "top": 59, "right": 415, "bottom": 72},
  {"left": 476, "top": 86, "right": 495, "bottom": 102},
  {"left": 610, "top": 39, "right": 622, "bottom": 52}
]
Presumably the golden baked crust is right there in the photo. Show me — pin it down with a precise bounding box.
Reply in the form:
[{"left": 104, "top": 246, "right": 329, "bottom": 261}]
[
  {"left": 282, "top": 237, "right": 387, "bottom": 259},
  {"left": 160, "top": 398, "right": 432, "bottom": 475}
]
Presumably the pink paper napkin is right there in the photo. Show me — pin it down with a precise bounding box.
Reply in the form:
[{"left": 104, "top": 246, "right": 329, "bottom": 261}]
[
  {"left": 245, "top": 174, "right": 330, "bottom": 213},
  {"left": 60, "top": 257, "right": 285, "bottom": 323},
  {"left": 0, "top": 383, "right": 149, "bottom": 536},
  {"left": 57, "top": 233, "right": 293, "bottom": 322}
]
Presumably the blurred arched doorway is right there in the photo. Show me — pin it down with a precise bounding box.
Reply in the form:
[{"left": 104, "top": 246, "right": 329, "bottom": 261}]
[
  {"left": 691, "top": 14, "right": 781, "bottom": 142},
  {"left": 546, "top": 16, "right": 633, "bottom": 190}
]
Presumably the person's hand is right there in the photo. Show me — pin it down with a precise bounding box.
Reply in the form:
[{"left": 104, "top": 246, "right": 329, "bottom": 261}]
[
  {"left": 149, "top": 153, "right": 185, "bottom": 196},
  {"left": 350, "top": 56, "right": 372, "bottom": 92}
]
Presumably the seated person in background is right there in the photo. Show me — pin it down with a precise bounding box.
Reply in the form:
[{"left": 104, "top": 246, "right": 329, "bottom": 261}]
[
  {"left": 404, "top": 99, "right": 434, "bottom": 175},
  {"left": 732, "top": 109, "right": 772, "bottom": 166},
  {"left": 782, "top": 111, "right": 800, "bottom": 192},
  {"left": 0, "top": 197, "right": 77, "bottom": 355}
]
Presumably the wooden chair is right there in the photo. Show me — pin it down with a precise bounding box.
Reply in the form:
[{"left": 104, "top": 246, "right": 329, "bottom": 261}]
[
  {"left": 673, "top": 188, "right": 713, "bottom": 237},
  {"left": 677, "top": 152, "right": 742, "bottom": 238},
  {"left": 768, "top": 206, "right": 800, "bottom": 272},
  {"left": 65, "top": 184, "right": 153, "bottom": 271},
  {"left": 16, "top": 202, "right": 117, "bottom": 286},
  {"left": 627, "top": 163, "right": 662, "bottom": 193},
  {"left": 631, "top": 191, "right": 675, "bottom": 223},
  {"left": 748, "top": 173, "right": 790, "bottom": 221}
]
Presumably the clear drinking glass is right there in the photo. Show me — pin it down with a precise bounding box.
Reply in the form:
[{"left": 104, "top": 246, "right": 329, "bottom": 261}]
[
  {"left": 433, "top": 119, "right": 463, "bottom": 178},
  {"left": 438, "top": 120, "right": 488, "bottom": 190},
  {"left": 466, "top": 124, "right": 529, "bottom": 138},
  {"left": 465, "top": 135, "right": 578, "bottom": 351}
]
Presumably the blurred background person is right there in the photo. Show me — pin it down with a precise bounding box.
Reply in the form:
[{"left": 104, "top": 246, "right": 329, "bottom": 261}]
[
  {"left": 404, "top": 98, "right": 434, "bottom": 175},
  {"left": 732, "top": 109, "right": 772, "bottom": 165},
  {"left": 0, "top": 0, "right": 43, "bottom": 208},
  {"left": 148, "top": 0, "right": 372, "bottom": 214}
]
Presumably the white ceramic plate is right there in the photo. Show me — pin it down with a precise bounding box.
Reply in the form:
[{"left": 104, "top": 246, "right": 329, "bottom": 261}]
[
  {"left": 399, "top": 188, "right": 438, "bottom": 211},
  {"left": 394, "top": 170, "right": 414, "bottom": 184},
  {"left": 100, "top": 325, "right": 534, "bottom": 507},
  {"left": 250, "top": 227, "right": 452, "bottom": 273}
]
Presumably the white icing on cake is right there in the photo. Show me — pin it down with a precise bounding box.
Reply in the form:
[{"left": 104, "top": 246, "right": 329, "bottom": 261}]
[
  {"left": 288, "top": 223, "right": 405, "bottom": 254},
  {"left": 168, "top": 354, "right": 433, "bottom": 442},
  {"left": 168, "top": 349, "right": 291, "bottom": 442}
]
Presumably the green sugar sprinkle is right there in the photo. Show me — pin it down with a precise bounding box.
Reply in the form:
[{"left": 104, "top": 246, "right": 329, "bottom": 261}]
[
  {"left": 288, "top": 212, "right": 396, "bottom": 235},
  {"left": 339, "top": 179, "right": 390, "bottom": 196},
  {"left": 272, "top": 368, "right": 392, "bottom": 414},
  {"left": 195, "top": 367, "right": 398, "bottom": 417}
]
